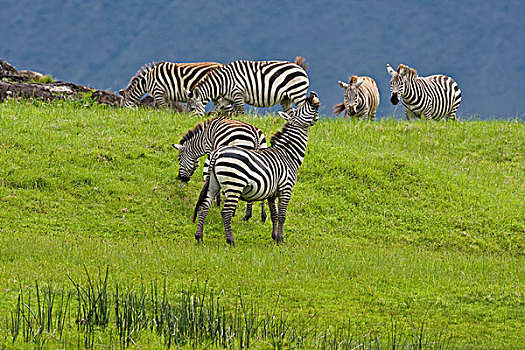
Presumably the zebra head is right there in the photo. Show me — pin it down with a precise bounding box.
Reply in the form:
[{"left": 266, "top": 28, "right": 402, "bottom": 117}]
[
  {"left": 338, "top": 76, "right": 364, "bottom": 116},
  {"left": 173, "top": 143, "right": 199, "bottom": 182},
  {"left": 118, "top": 86, "right": 135, "bottom": 107},
  {"left": 278, "top": 91, "right": 320, "bottom": 127},
  {"left": 387, "top": 64, "right": 404, "bottom": 105},
  {"left": 185, "top": 88, "right": 206, "bottom": 117}
]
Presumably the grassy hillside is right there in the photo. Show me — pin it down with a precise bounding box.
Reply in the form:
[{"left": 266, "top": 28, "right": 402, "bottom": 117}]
[{"left": 0, "top": 100, "right": 523, "bottom": 349}]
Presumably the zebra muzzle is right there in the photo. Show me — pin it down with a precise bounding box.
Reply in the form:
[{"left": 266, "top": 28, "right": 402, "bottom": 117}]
[
  {"left": 390, "top": 94, "right": 399, "bottom": 105},
  {"left": 177, "top": 174, "right": 190, "bottom": 183}
]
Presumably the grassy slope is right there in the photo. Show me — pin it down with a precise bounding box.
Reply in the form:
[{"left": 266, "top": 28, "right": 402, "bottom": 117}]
[{"left": 0, "top": 100, "right": 523, "bottom": 348}]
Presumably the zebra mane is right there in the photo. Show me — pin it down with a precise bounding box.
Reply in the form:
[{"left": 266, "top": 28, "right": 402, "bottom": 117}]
[
  {"left": 349, "top": 75, "right": 359, "bottom": 84},
  {"left": 179, "top": 117, "right": 220, "bottom": 145},
  {"left": 123, "top": 62, "right": 159, "bottom": 91},
  {"left": 397, "top": 64, "right": 418, "bottom": 77},
  {"left": 269, "top": 124, "right": 294, "bottom": 147},
  {"left": 294, "top": 56, "right": 309, "bottom": 71}
]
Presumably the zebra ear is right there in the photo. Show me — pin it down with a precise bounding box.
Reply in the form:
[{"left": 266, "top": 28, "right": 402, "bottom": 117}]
[
  {"left": 118, "top": 89, "right": 126, "bottom": 96},
  {"left": 354, "top": 78, "right": 364, "bottom": 88},
  {"left": 338, "top": 81, "right": 349, "bottom": 89},
  {"left": 184, "top": 89, "right": 193, "bottom": 98},
  {"left": 386, "top": 64, "right": 396, "bottom": 76},
  {"left": 278, "top": 111, "right": 291, "bottom": 121},
  {"left": 172, "top": 144, "right": 183, "bottom": 150}
]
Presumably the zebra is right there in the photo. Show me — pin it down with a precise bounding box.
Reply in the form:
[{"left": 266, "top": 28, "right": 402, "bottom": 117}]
[
  {"left": 192, "top": 91, "right": 320, "bottom": 246},
  {"left": 173, "top": 116, "right": 268, "bottom": 222},
  {"left": 119, "top": 61, "right": 226, "bottom": 111},
  {"left": 185, "top": 57, "right": 309, "bottom": 117},
  {"left": 386, "top": 64, "right": 461, "bottom": 120},
  {"left": 333, "top": 75, "right": 380, "bottom": 120}
]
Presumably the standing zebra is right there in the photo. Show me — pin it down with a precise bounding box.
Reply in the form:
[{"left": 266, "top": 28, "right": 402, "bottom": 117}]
[
  {"left": 386, "top": 64, "right": 461, "bottom": 120},
  {"left": 119, "top": 61, "right": 226, "bottom": 111},
  {"left": 173, "top": 116, "right": 268, "bottom": 222},
  {"left": 333, "top": 75, "right": 380, "bottom": 120},
  {"left": 192, "top": 91, "right": 320, "bottom": 246},
  {"left": 185, "top": 57, "right": 309, "bottom": 117}
]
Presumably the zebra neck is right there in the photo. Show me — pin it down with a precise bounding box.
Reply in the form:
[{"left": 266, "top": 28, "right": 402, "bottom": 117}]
[
  {"left": 128, "top": 79, "right": 147, "bottom": 103},
  {"left": 402, "top": 77, "right": 422, "bottom": 105},
  {"left": 270, "top": 124, "right": 310, "bottom": 166},
  {"left": 200, "top": 69, "right": 229, "bottom": 102}
]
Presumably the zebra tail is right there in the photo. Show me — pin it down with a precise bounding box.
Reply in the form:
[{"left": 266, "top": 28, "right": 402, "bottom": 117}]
[
  {"left": 333, "top": 102, "right": 346, "bottom": 116},
  {"left": 193, "top": 154, "right": 218, "bottom": 223},
  {"left": 193, "top": 176, "right": 210, "bottom": 223},
  {"left": 294, "top": 56, "right": 309, "bottom": 71}
]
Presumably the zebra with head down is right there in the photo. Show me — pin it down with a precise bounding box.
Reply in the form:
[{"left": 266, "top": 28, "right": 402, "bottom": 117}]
[
  {"left": 119, "top": 61, "right": 229, "bottom": 112},
  {"left": 185, "top": 57, "right": 309, "bottom": 117},
  {"left": 173, "top": 116, "right": 268, "bottom": 222}
]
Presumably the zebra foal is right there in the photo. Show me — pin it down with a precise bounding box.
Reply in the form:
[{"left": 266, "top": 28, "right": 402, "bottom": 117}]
[
  {"left": 333, "top": 75, "right": 380, "bottom": 120},
  {"left": 387, "top": 63, "right": 461, "bottom": 120},
  {"left": 185, "top": 57, "right": 309, "bottom": 117},
  {"left": 173, "top": 116, "right": 268, "bottom": 222},
  {"left": 192, "top": 92, "right": 321, "bottom": 246},
  {"left": 119, "top": 61, "right": 224, "bottom": 111}
]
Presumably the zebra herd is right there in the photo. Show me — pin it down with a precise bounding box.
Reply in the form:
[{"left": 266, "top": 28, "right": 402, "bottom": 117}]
[{"left": 120, "top": 58, "right": 462, "bottom": 245}]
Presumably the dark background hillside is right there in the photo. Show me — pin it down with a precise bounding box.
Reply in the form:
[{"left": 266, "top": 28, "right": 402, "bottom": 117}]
[{"left": 1, "top": 0, "right": 523, "bottom": 118}]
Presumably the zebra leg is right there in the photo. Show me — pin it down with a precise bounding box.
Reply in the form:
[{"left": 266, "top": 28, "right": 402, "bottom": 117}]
[
  {"left": 221, "top": 190, "right": 241, "bottom": 246},
  {"left": 280, "top": 98, "right": 293, "bottom": 115},
  {"left": 233, "top": 92, "right": 245, "bottom": 115},
  {"left": 275, "top": 191, "right": 292, "bottom": 243},
  {"left": 195, "top": 176, "right": 221, "bottom": 243},
  {"left": 242, "top": 202, "right": 253, "bottom": 221},
  {"left": 260, "top": 200, "right": 267, "bottom": 223},
  {"left": 267, "top": 197, "right": 278, "bottom": 241},
  {"left": 447, "top": 111, "right": 458, "bottom": 121},
  {"left": 405, "top": 108, "right": 417, "bottom": 120}
]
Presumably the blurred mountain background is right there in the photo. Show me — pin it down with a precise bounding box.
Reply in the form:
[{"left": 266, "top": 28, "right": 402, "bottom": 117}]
[{"left": 1, "top": 0, "right": 523, "bottom": 118}]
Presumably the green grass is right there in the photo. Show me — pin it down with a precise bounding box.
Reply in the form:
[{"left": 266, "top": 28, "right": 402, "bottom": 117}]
[{"left": 0, "top": 99, "right": 523, "bottom": 349}]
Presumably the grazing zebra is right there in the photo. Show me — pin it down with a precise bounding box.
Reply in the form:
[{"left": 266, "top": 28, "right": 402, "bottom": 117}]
[
  {"left": 119, "top": 61, "right": 225, "bottom": 111},
  {"left": 386, "top": 64, "right": 461, "bottom": 120},
  {"left": 185, "top": 57, "right": 309, "bottom": 117},
  {"left": 173, "top": 116, "right": 268, "bottom": 222},
  {"left": 333, "top": 75, "right": 380, "bottom": 120},
  {"left": 192, "top": 91, "right": 320, "bottom": 246}
]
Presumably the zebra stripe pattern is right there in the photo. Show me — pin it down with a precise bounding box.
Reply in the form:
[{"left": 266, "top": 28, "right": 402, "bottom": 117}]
[
  {"left": 193, "top": 91, "right": 320, "bottom": 246},
  {"left": 119, "top": 61, "right": 223, "bottom": 110},
  {"left": 387, "top": 64, "right": 461, "bottom": 120},
  {"left": 185, "top": 57, "right": 309, "bottom": 117},
  {"left": 173, "top": 116, "right": 268, "bottom": 222},
  {"left": 333, "top": 75, "right": 380, "bottom": 120}
]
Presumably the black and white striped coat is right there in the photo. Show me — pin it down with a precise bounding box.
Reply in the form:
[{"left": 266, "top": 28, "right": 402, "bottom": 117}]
[
  {"left": 173, "top": 116, "right": 268, "bottom": 221},
  {"left": 119, "top": 61, "right": 223, "bottom": 110},
  {"left": 192, "top": 92, "right": 320, "bottom": 246},
  {"left": 185, "top": 58, "right": 309, "bottom": 117},
  {"left": 387, "top": 64, "right": 461, "bottom": 120},
  {"left": 333, "top": 75, "right": 380, "bottom": 120}
]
